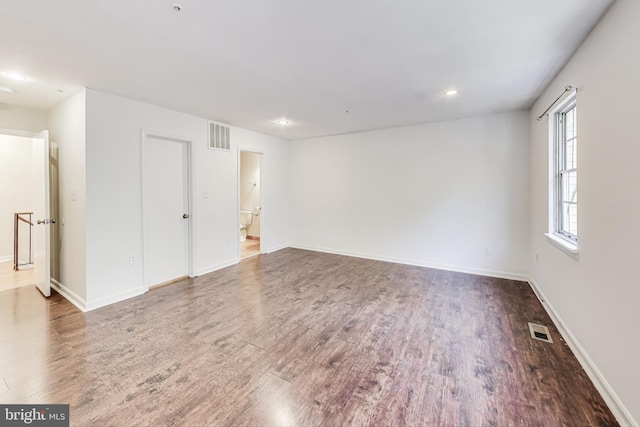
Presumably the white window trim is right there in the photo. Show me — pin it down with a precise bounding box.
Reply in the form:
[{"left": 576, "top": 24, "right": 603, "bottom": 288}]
[
  {"left": 547, "top": 89, "right": 579, "bottom": 260},
  {"left": 545, "top": 232, "right": 579, "bottom": 260}
]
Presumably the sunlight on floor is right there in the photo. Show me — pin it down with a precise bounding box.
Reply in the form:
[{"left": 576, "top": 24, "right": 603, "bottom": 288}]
[{"left": 0, "top": 261, "right": 34, "bottom": 293}]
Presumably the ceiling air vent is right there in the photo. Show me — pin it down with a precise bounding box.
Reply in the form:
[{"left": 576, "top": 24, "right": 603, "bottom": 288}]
[{"left": 208, "top": 122, "right": 231, "bottom": 151}]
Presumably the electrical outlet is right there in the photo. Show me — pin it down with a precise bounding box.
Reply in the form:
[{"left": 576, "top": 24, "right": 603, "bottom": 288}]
[
  {"left": 483, "top": 247, "right": 490, "bottom": 255},
  {"left": 202, "top": 190, "right": 209, "bottom": 198},
  {"left": 305, "top": 228, "right": 311, "bottom": 236},
  {"left": 129, "top": 254, "right": 136, "bottom": 265}
]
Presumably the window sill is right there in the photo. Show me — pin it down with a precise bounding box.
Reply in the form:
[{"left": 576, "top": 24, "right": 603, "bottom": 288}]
[{"left": 545, "top": 233, "right": 579, "bottom": 260}]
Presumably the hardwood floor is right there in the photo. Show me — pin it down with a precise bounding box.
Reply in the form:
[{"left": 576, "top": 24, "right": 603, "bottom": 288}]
[
  {"left": 0, "top": 260, "right": 34, "bottom": 292},
  {"left": 240, "top": 239, "right": 260, "bottom": 259},
  {"left": 0, "top": 249, "right": 617, "bottom": 426}
]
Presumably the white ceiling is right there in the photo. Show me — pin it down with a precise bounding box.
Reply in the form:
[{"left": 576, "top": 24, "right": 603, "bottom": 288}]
[{"left": 0, "top": 0, "right": 613, "bottom": 140}]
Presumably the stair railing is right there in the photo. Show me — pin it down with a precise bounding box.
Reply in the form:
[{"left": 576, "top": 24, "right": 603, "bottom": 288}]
[{"left": 13, "top": 212, "right": 33, "bottom": 271}]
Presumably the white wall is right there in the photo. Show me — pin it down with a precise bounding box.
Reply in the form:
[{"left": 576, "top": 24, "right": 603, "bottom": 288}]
[
  {"left": 240, "top": 151, "right": 261, "bottom": 237},
  {"left": 529, "top": 0, "right": 640, "bottom": 424},
  {"left": 48, "top": 90, "right": 87, "bottom": 301},
  {"left": 289, "top": 111, "right": 530, "bottom": 279},
  {"left": 0, "top": 134, "right": 33, "bottom": 261},
  {"left": 84, "top": 89, "right": 289, "bottom": 309},
  {"left": 0, "top": 104, "right": 47, "bottom": 133}
]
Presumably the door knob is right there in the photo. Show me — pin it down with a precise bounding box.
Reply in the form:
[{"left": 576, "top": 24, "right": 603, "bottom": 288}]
[
  {"left": 51, "top": 218, "right": 57, "bottom": 224},
  {"left": 37, "top": 219, "right": 45, "bottom": 225},
  {"left": 183, "top": 214, "right": 189, "bottom": 219}
]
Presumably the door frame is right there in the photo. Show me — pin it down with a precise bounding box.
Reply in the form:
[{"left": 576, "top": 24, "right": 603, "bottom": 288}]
[
  {"left": 0, "top": 128, "right": 51, "bottom": 297},
  {"left": 237, "top": 148, "right": 264, "bottom": 260},
  {"left": 141, "top": 130, "right": 196, "bottom": 291}
]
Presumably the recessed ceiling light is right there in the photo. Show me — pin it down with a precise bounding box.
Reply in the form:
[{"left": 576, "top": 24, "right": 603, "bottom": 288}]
[
  {"left": 276, "top": 119, "right": 289, "bottom": 125},
  {"left": 6, "top": 72, "right": 27, "bottom": 81},
  {"left": 172, "top": 3, "right": 183, "bottom": 12},
  {"left": 0, "top": 87, "right": 14, "bottom": 93},
  {"left": 445, "top": 89, "right": 458, "bottom": 96}
]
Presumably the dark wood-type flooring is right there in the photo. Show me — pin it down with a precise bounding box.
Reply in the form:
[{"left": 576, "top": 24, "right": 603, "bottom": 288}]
[{"left": 0, "top": 248, "right": 617, "bottom": 426}]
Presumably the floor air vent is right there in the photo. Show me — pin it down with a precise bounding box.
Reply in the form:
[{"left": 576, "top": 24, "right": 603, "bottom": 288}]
[{"left": 528, "top": 322, "right": 553, "bottom": 343}]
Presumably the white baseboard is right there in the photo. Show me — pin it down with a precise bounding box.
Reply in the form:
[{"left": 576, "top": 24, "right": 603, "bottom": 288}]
[
  {"left": 51, "top": 278, "right": 87, "bottom": 312},
  {"left": 197, "top": 258, "right": 239, "bottom": 277},
  {"left": 528, "top": 277, "right": 637, "bottom": 427},
  {"left": 264, "top": 243, "right": 289, "bottom": 254},
  {"left": 195, "top": 244, "right": 289, "bottom": 277},
  {"left": 0, "top": 256, "right": 34, "bottom": 267},
  {"left": 288, "top": 243, "right": 529, "bottom": 282},
  {"left": 85, "top": 287, "right": 146, "bottom": 312},
  {"left": 17, "top": 260, "right": 33, "bottom": 268}
]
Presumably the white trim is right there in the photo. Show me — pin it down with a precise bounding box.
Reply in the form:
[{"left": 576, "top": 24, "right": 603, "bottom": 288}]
[
  {"left": 549, "top": 87, "right": 578, "bottom": 115},
  {"left": 51, "top": 278, "right": 87, "bottom": 312},
  {"left": 141, "top": 130, "right": 196, "bottom": 292},
  {"left": 85, "top": 286, "right": 146, "bottom": 312},
  {"left": 545, "top": 233, "right": 579, "bottom": 260},
  {"left": 197, "top": 258, "right": 239, "bottom": 277},
  {"left": 53, "top": 278, "right": 146, "bottom": 313},
  {"left": 549, "top": 90, "right": 579, "bottom": 248},
  {"left": 528, "top": 277, "right": 637, "bottom": 427},
  {"left": 264, "top": 243, "right": 289, "bottom": 254},
  {"left": 0, "top": 255, "right": 12, "bottom": 263},
  {"left": 288, "top": 243, "right": 529, "bottom": 282}
]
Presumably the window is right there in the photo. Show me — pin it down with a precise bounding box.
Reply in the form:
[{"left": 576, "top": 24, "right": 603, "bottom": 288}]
[{"left": 549, "top": 92, "right": 578, "bottom": 251}]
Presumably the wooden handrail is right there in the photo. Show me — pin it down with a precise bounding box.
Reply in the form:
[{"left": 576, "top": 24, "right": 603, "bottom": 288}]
[{"left": 17, "top": 215, "right": 33, "bottom": 226}]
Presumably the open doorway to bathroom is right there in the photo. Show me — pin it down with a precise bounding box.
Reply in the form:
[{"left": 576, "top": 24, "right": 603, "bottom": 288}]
[{"left": 239, "top": 151, "right": 262, "bottom": 260}]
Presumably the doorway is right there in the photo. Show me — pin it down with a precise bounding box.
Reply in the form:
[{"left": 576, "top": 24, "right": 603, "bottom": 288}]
[
  {"left": 239, "top": 151, "right": 262, "bottom": 260},
  {"left": 0, "top": 130, "right": 52, "bottom": 297},
  {"left": 142, "top": 132, "right": 193, "bottom": 289}
]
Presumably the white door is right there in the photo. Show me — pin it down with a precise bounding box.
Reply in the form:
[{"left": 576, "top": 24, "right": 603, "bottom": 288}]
[
  {"left": 32, "top": 130, "right": 51, "bottom": 297},
  {"left": 143, "top": 135, "right": 190, "bottom": 288}
]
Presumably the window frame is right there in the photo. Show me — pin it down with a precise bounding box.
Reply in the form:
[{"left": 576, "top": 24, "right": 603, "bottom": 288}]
[{"left": 547, "top": 91, "right": 579, "bottom": 257}]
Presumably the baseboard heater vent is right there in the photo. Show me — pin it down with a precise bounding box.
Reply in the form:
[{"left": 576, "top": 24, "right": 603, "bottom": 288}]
[{"left": 528, "top": 322, "right": 553, "bottom": 343}]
